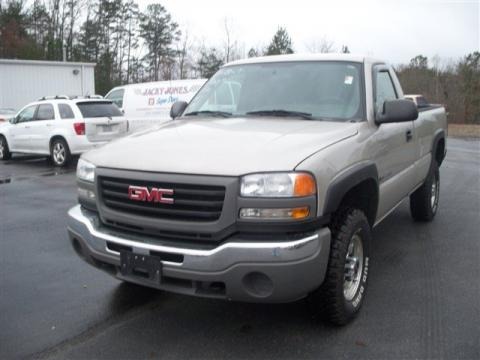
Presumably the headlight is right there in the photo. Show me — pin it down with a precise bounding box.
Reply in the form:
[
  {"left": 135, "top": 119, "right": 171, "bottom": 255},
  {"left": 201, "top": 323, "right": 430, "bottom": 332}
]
[
  {"left": 240, "top": 172, "right": 316, "bottom": 197},
  {"left": 76, "top": 158, "right": 96, "bottom": 182}
]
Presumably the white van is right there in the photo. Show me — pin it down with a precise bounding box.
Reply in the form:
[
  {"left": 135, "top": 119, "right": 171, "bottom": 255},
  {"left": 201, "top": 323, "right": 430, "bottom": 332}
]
[{"left": 105, "top": 79, "right": 207, "bottom": 132}]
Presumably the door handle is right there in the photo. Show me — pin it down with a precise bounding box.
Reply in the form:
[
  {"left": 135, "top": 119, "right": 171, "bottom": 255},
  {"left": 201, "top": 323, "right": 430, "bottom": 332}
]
[
  {"left": 46, "top": 123, "right": 52, "bottom": 127},
  {"left": 406, "top": 129, "right": 413, "bottom": 142},
  {"left": 24, "top": 125, "right": 30, "bottom": 129}
]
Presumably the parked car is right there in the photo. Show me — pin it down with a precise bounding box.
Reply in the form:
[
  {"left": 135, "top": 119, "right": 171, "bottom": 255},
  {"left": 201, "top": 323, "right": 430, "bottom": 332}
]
[
  {"left": 68, "top": 54, "right": 447, "bottom": 325},
  {"left": 105, "top": 79, "right": 207, "bottom": 132},
  {"left": 0, "top": 108, "right": 16, "bottom": 122},
  {"left": 0, "top": 96, "right": 128, "bottom": 166}
]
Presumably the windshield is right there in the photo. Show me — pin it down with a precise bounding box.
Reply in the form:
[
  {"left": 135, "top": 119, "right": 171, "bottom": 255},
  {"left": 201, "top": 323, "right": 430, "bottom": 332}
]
[
  {"left": 185, "top": 61, "right": 365, "bottom": 121},
  {"left": 76, "top": 101, "right": 123, "bottom": 118}
]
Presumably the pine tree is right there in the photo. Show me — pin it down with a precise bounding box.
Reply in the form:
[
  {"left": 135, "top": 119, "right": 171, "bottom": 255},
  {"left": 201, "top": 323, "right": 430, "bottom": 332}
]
[
  {"left": 139, "top": 3, "right": 180, "bottom": 81},
  {"left": 265, "top": 27, "right": 293, "bottom": 56}
]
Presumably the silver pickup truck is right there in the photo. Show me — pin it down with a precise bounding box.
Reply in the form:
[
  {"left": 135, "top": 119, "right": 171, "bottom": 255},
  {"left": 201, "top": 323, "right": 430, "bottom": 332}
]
[{"left": 68, "top": 54, "right": 447, "bottom": 325}]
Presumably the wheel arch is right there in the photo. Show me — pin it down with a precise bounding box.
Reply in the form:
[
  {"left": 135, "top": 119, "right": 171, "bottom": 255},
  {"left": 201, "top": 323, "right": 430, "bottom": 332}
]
[
  {"left": 322, "top": 162, "right": 379, "bottom": 227},
  {"left": 432, "top": 130, "right": 446, "bottom": 166},
  {"left": 49, "top": 134, "right": 69, "bottom": 150}
]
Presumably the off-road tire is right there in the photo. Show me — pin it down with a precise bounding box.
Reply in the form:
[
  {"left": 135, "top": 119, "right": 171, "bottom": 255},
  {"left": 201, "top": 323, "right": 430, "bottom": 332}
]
[
  {"left": 0, "top": 135, "right": 11, "bottom": 160},
  {"left": 410, "top": 161, "right": 440, "bottom": 222},
  {"left": 309, "top": 208, "right": 371, "bottom": 325},
  {"left": 50, "top": 138, "right": 71, "bottom": 167}
]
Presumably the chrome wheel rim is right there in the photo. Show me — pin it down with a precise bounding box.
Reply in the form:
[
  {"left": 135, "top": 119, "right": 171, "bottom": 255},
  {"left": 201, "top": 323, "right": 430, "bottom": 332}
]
[
  {"left": 53, "top": 143, "right": 65, "bottom": 164},
  {"left": 0, "top": 140, "right": 4, "bottom": 158},
  {"left": 344, "top": 230, "right": 364, "bottom": 301},
  {"left": 431, "top": 175, "right": 439, "bottom": 213}
]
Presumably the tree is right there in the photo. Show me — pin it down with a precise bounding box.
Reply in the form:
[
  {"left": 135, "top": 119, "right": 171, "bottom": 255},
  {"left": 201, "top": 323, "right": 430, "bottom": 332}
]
[
  {"left": 305, "top": 37, "right": 334, "bottom": 53},
  {"left": 265, "top": 27, "right": 293, "bottom": 55},
  {"left": 139, "top": 3, "right": 180, "bottom": 81},
  {"left": 458, "top": 52, "right": 480, "bottom": 123},
  {"left": 196, "top": 47, "right": 223, "bottom": 78},
  {"left": 123, "top": 0, "right": 140, "bottom": 83},
  {"left": 0, "top": 0, "right": 29, "bottom": 58},
  {"left": 248, "top": 47, "right": 258, "bottom": 58},
  {"left": 410, "top": 55, "right": 428, "bottom": 69},
  {"left": 176, "top": 29, "right": 193, "bottom": 79}
]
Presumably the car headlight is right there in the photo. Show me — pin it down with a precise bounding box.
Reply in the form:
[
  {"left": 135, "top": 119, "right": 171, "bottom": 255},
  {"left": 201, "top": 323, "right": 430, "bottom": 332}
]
[
  {"left": 76, "top": 158, "right": 96, "bottom": 182},
  {"left": 240, "top": 172, "right": 316, "bottom": 197}
]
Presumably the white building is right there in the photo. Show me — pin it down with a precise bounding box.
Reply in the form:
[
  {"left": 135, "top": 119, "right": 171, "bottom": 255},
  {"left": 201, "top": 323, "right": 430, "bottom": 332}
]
[{"left": 0, "top": 59, "right": 95, "bottom": 111}]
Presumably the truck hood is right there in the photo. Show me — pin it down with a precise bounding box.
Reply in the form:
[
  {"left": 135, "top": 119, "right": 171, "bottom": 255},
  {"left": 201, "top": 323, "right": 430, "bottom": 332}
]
[{"left": 84, "top": 117, "right": 359, "bottom": 176}]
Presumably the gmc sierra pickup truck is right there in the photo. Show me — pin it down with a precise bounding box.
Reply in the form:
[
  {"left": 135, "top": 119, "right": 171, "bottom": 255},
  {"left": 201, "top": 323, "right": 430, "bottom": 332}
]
[{"left": 68, "top": 54, "right": 447, "bottom": 325}]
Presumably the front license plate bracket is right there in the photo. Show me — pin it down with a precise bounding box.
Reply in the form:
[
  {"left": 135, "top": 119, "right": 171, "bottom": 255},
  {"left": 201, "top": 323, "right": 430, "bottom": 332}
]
[{"left": 120, "top": 251, "right": 162, "bottom": 283}]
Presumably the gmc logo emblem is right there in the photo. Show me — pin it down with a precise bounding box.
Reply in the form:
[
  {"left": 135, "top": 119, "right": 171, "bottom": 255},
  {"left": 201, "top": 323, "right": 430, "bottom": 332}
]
[{"left": 128, "top": 185, "right": 174, "bottom": 204}]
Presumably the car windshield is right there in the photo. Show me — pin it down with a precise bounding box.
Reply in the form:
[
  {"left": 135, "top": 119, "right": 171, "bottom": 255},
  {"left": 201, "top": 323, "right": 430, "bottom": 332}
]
[
  {"left": 185, "top": 61, "right": 365, "bottom": 121},
  {"left": 76, "top": 101, "right": 123, "bottom": 118}
]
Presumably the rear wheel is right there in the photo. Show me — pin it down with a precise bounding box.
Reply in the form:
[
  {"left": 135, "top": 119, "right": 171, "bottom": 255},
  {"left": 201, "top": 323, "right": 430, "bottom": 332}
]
[
  {"left": 0, "top": 136, "right": 11, "bottom": 160},
  {"left": 50, "top": 138, "right": 71, "bottom": 167},
  {"left": 410, "top": 161, "right": 440, "bottom": 221},
  {"left": 309, "top": 208, "right": 371, "bottom": 325}
]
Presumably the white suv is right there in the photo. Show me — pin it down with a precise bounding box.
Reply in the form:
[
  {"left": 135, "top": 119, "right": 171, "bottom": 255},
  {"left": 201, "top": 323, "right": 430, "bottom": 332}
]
[{"left": 0, "top": 96, "right": 128, "bottom": 166}]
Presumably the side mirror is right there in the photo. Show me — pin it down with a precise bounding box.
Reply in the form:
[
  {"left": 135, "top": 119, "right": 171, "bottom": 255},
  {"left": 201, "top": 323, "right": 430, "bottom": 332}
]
[
  {"left": 170, "top": 101, "right": 188, "bottom": 119},
  {"left": 376, "top": 99, "right": 418, "bottom": 124}
]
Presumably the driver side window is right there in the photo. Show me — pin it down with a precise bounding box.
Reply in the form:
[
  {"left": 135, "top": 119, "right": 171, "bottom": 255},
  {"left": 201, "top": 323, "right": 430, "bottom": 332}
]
[
  {"left": 375, "top": 71, "right": 397, "bottom": 114},
  {"left": 16, "top": 105, "right": 37, "bottom": 123}
]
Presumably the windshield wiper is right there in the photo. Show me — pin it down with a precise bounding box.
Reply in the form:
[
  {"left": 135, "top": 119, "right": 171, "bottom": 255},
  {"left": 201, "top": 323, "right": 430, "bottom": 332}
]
[
  {"left": 183, "top": 110, "right": 232, "bottom": 118},
  {"left": 246, "top": 109, "right": 314, "bottom": 120}
]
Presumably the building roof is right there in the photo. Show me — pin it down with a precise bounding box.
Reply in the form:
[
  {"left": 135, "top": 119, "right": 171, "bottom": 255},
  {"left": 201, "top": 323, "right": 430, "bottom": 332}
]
[{"left": 0, "top": 58, "right": 95, "bottom": 67}]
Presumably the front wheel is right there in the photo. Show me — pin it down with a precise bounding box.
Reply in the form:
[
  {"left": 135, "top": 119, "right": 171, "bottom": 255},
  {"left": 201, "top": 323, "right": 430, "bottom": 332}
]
[
  {"left": 410, "top": 161, "right": 440, "bottom": 222},
  {"left": 309, "top": 208, "right": 371, "bottom": 325},
  {"left": 50, "top": 138, "right": 71, "bottom": 167},
  {"left": 0, "top": 136, "right": 11, "bottom": 160}
]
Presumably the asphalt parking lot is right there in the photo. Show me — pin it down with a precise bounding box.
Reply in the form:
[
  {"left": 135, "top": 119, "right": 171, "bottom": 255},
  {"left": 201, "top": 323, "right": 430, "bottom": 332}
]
[{"left": 0, "top": 137, "right": 479, "bottom": 360}]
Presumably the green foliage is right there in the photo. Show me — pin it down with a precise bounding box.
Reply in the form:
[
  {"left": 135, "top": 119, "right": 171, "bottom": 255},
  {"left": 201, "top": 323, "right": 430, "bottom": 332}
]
[
  {"left": 0, "top": 2, "right": 478, "bottom": 122},
  {"left": 397, "top": 53, "right": 480, "bottom": 124},
  {"left": 265, "top": 27, "right": 293, "bottom": 56},
  {"left": 409, "top": 55, "right": 428, "bottom": 69},
  {"left": 248, "top": 48, "right": 258, "bottom": 58},
  {"left": 457, "top": 52, "right": 480, "bottom": 123},
  {"left": 139, "top": 3, "right": 180, "bottom": 81},
  {"left": 0, "top": 0, "right": 28, "bottom": 58},
  {"left": 196, "top": 47, "right": 223, "bottom": 78}
]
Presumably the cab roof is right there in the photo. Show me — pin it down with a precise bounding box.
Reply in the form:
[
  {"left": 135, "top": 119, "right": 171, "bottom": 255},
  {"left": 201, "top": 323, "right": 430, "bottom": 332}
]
[{"left": 225, "top": 53, "right": 384, "bottom": 67}]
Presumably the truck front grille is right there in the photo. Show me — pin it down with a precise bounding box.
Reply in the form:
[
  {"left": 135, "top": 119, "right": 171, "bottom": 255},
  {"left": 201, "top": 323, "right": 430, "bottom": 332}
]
[{"left": 99, "top": 176, "right": 226, "bottom": 222}]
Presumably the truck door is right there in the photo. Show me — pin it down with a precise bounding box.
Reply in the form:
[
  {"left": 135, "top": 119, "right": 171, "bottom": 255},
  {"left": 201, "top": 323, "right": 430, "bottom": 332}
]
[{"left": 371, "top": 66, "right": 417, "bottom": 220}]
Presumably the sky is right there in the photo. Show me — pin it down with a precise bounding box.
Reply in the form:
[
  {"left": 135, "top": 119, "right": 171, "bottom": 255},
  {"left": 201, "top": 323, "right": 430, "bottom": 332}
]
[{"left": 138, "top": 0, "right": 479, "bottom": 65}]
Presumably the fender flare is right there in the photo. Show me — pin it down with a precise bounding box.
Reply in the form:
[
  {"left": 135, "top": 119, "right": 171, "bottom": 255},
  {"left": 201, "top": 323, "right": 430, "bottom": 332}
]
[
  {"left": 49, "top": 133, "right": 69, "bottom": 148},
  {"left": 322, "top": 161, "right": 379, "bottom": 217},
  {"left": 432, "top": 129, "right": 446, "bottom": 166}
]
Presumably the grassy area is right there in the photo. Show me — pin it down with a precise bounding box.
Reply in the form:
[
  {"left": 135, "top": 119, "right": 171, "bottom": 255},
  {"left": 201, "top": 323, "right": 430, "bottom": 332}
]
[{"left": 448, "top": 124, "right": 480, "bottom": 138}]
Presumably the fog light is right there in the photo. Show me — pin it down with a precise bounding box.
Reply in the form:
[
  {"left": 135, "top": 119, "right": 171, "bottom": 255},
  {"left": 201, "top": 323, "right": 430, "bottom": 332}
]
[
  {"left": 239, "top": 207, "right": 309, "bottom": 220},
  {"left": 78, "top": 188, "right": 96, "bottom": 199},
  {"left": 243, "top": 272, "right": 274, "bottom": 298}
]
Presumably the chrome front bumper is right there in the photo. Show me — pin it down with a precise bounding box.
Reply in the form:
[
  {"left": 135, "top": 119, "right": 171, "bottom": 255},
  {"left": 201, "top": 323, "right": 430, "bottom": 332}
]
[{"left": 67, "top": 205, "right": 331, "bottom": 303}]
